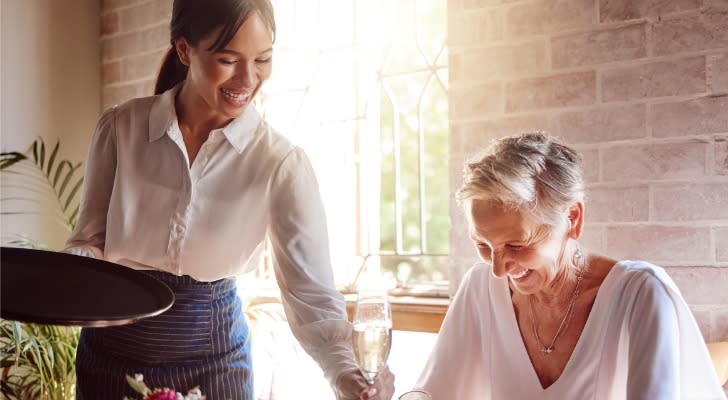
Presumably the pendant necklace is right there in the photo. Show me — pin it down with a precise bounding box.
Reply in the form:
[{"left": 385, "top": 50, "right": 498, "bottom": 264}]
[{"left": 527, "top": 249, "right": 586, "bottom": 355}]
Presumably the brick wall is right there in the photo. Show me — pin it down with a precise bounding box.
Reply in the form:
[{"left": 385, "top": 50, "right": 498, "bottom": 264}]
[
  {"left": 99, "top": 0, "right": 728, "bottom": 339},
  {"left": 448, "top": 0, "right": 728, "bottom": 340},
  {"left": 100, "top": 0, "right": 171, "bottom": 109}
]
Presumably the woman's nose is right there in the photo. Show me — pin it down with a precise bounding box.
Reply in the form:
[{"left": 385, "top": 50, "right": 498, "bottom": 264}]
[
  {"left": 235, "top": 63, "right": 256, "bottom": 87},
  {"left": 491, "top": 251, "right": 513, "bottom": 278}
]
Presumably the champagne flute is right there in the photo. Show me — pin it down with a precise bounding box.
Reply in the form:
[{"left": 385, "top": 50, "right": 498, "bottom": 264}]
[
  {"left": 398, "top": 391, "right": 433, "bottom": 400},
  {"left": 352, "top": 289, "right": 393, "bottom": 384}
]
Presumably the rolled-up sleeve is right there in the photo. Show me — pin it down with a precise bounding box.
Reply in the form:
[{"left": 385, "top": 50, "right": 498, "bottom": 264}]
[
  {"left": 64, "top": 106, "right": 117, "bottom": 259},
  {"left": 267, "top": 147, "right": 359, "bottom": 387}
]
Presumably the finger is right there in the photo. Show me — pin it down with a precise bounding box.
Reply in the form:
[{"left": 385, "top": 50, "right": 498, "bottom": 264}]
[{"left": 361, "top": 386, "right": 378, "bottom": 399}]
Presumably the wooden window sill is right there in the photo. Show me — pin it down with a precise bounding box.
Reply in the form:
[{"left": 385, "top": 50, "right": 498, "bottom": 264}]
[{"left": 344, "top": 295, "right": 449, "bottom": 333}]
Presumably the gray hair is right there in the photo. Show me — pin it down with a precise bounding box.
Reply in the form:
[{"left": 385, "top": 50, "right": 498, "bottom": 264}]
[{"left": 456, "top": 132, "right": 585, "bottom": 227}]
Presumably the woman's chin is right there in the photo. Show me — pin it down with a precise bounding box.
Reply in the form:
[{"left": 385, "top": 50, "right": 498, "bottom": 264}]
[{"left": 218, "top": 102, "right": 248, "bottom": 119}]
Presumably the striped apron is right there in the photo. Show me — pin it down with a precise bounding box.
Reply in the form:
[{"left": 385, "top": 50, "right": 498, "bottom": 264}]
[{"left": 75, "top": 271, "right": 253, "bottom": 400}]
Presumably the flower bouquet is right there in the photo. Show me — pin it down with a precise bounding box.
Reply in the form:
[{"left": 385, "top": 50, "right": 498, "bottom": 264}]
[{"left": 123, "top": 374, "right": 206, "bottom": 400}]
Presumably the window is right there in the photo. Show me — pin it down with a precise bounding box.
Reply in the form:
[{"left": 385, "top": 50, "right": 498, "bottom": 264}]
[{"left": 252, "top": 0, "right": 449, "bottom": 295}]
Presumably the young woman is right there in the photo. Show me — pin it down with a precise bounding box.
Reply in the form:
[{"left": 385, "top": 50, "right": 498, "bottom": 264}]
[{"left": 65, "top": 1, "right": 394, "bottom": 399}]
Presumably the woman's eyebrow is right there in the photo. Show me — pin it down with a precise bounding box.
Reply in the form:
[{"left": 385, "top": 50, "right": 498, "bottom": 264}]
[{"left": 217, "top": 48, "right": 273, "bottom": 56}]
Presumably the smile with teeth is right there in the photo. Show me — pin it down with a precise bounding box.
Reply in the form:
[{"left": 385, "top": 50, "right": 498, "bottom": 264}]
[
  {"left": 511, "top": 269, "right": 532, "bottom": 280},
  {"left": 220, "top": 87, "right": 251, "bottom": 103}
]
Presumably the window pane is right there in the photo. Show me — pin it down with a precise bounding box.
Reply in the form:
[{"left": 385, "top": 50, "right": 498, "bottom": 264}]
[{"left": 259, "top": 0, "right": 449, "bottom": 290}]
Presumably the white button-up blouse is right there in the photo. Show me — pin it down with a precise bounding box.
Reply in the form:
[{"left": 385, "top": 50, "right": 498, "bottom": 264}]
[{"left": 64, "top": 85, "right": 357, "bottom": 385}]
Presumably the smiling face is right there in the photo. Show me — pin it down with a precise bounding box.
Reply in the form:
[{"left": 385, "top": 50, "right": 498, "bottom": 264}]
[
  {"left": 175, "top": 11, "right": 273, "bottom": 125},
  {"left": 467, "top": 199, "right": 582, "bottom": 296}
]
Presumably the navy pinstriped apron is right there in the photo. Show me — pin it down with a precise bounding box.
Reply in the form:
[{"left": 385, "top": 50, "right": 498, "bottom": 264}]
[{"left": 75, "top": 270, "right": 253, "bottom": 400}]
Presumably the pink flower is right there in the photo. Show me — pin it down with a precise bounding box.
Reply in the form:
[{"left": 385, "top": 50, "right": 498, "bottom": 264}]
[{"left": 144, "top": 389, "right": 177, "bottom": 400}]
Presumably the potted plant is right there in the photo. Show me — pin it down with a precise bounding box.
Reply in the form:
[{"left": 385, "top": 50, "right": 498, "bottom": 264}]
[{"left": 0, "top": 138, "right": 83, "bottom": 400}]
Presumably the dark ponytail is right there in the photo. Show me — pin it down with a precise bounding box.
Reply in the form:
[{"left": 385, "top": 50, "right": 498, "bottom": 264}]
[
  {"left": 153, "top": 0, "right": 276, "bottom": 95},
  {"left": 154, "top": 47, "right": 188, "bottom": 95}
]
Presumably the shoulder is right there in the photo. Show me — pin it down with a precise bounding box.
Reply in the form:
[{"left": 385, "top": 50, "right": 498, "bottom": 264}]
[
  {"left": 453, "top": 263, "right": 495, "bottom": 304},
  {"left": 250, "top": 119, "right": 319, "bottom": 181},
  {"left": 107, "top": 95, "right": 156, "bottom": 120},
  {"left": 94, "top": 96, "right": 157, "bottom": 137},
  {"left": 460, "top": 263, "right": 491, "bottom": 289},
  {"left": 605, "top": 260, "right": 688, "bottom": 322},
  {"left": 610, "top": 260, "right": 679, "bottom": 296},
  {"left": 253, "top": 118, "right": 297, "bottom": 159}
]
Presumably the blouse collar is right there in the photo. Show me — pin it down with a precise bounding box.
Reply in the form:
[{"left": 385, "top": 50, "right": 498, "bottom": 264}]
[{"left": 148, "top": 83, "right": 261, "bottom": 154}]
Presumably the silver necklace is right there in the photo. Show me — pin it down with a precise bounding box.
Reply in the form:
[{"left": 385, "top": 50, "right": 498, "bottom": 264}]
[{"left": 527, "top": 249, "right": 586, "bottom": 355}]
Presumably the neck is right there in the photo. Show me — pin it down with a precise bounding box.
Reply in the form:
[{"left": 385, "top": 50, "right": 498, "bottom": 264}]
[
  {"left": 532, "top": 242, "right": 586, "bottom": 308},
  {"left": 175, "top": 83, "right": 232, "bottom": 138}
]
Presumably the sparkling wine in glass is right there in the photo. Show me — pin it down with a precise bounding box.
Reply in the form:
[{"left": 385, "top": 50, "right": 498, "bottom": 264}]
[{"left": 352, "top": 289, "right": 392, "bottom": 384}]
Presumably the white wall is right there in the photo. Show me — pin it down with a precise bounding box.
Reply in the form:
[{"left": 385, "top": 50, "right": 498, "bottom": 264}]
[{"left": 1, "top": 0, "right": 100, "bottom": 249}]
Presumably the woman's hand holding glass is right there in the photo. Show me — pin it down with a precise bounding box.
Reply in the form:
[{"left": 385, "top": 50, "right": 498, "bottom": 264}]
[
  {"left": 336, "top": 289, "right": 395, "bottom": 399},
  {"left": 352, "top": 289, "right": 392, "bottom": 384}
]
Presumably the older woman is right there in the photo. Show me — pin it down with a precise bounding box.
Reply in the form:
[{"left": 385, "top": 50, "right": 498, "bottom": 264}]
[{"left": 399, "top": 133, "right": 724, "bottom": 399}]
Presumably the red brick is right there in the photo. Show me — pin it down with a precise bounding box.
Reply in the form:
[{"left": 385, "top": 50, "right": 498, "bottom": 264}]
[
  {"left": 706, "top": 0, "right": 728, "bottom": 11},
  {"left": 652, "top": 11, "right": 728, "bottom": 56},
  {"left": 102, "top": 0, "right": 146, "bottom": 12},
  {"left": 599, "top": 0, "right": 702, "bottom": 22},
  {"left": 450, "top": 82, "right": 503, "bottom": 120},
  {"left": 552, "top": 23, "right": 646, "bottom": 69},
  {"left": 101, "top": 61, "right": 121, "bottom": 85},
  {"left": 667, "top": 267, "right": 728, "bottom": 304},
  {"left": 506, "top": 71, "right": 596, "bottom": 112},
  {"left": 450, "top": 9, "right": 503, "bottom": 47},
  {"left": 449, "top": 11, "right": 477, "bottom": 47},
  {"left": 708, "top": 53, "right": 728, "bottom": 94},
  {"left": 711, "top": 308, "right": 728, "bottom": 341},
  {"left": 505, "top": 0, "right": 594, "bottom": 38},
  {"left": 454, "top": 40, "right": 548, "bottom": 83},
  {"left": 119, "top": 0, "right": 172, "bottom": 33},
  {"left": 602, "top": 141, "right": 707, "bottom": 182},
  {"left": 101, "top": 12, "right": 119, "bottom": 36},
  {"left": 140, "top": 79, "right": 156, "bottom": 97},
  {"left": 102, "top": 24, "right": 169, "bottom": 61},
  {"left": 463, "top": 0, "right": 520, "bottom": 9},
  {"left": 476, "top": 9, "right": 504, "bottom": 45},
  {"left": 557, "top": 104, "right": 646, "bottom": 144},
  {"left": 606, "top": 226, "right": 711, "bottom": 264},
  {"left": 450, "top": 155, "right": 468, "bottom": 194},
  {"left": 690, "top": 306, "right": 713, "bottom": 341},
  {"left": 716, "top": 227, "right": 728, "bottom": 262},
  {"left": 585, "top": 186, "right": 649, "bottom": 222},
  {"left": 450, "top": 114, "right": 553, "bottom": 153},
  {"left": 579, "top": 148, "right": 600, "bottom": 184},
  {"left": 580, "top": 226, "right": 604, "bottom": 254},
  {"left": 601, "top": 57, "right": 706, "bottom": 102},
  {"left": 653, "top": 183, "right": 728, "bottom": 221},
  {"left": 102, "top": 81, "right": 150, "bottom": 109},
  {"left": 449, "top": 53, "right": 464, "bottom": 85},
  {"left": 650, "top": 96, "right": 728, "bottom": 138},
  {"left": 121, "top": 50, "right": 166, "bottom": 81},
  {"left": 717, "top": 136, "right": 728, "bottom": 175}
]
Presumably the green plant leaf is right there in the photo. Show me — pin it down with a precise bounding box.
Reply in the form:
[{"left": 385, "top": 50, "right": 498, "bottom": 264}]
[
  {"left": 0, "top": 152, "right": 28, "bottom": 170},
  {"left": 31, "top": 141, "right": 38, "bottom": 165},
  {"left": 39, "top": 140, "right": 46, "bottom": 171},
  {"left": 46, "top": 141, "right": 60, "bottom": 178},
  {"left": 52, "top": 160, "right": 73, "bottom": 188},
  {"left": 56, "top": 163, "right": 81, "bottom": 201},
  {"left": 69, "top": 204, "right": 80, "bottom": 228},
  {"left": 62, "top": 178, "right": 83, "bottom": 213},
  {"left": 0, "top": 137, "right": 84, "bottom": 400},
  {"left": 125, "top": 374, "right": 151, "bottom": 396}
]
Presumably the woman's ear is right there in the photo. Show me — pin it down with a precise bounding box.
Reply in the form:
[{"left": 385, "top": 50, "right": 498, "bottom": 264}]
[
  {"left": 174, "top": 38, "right": 192, "bottom": 66},
  {"left": 567, "top": 201, "right": 584, "bottom": 240}
]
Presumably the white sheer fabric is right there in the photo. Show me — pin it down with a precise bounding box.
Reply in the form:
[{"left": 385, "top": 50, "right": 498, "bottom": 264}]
[{"left": 409, "top": 261, "right": 725, "bottom": 400}]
